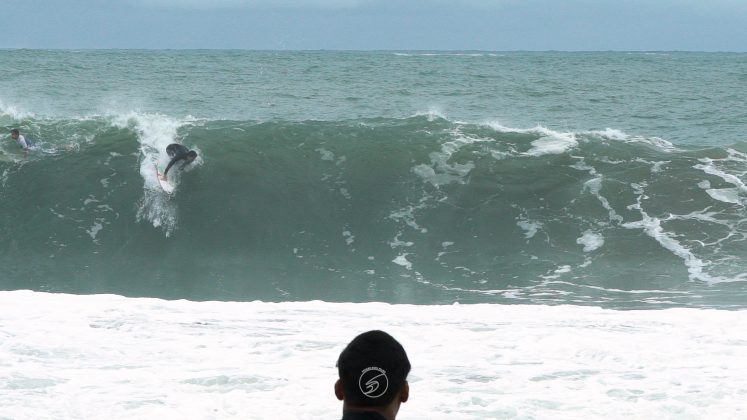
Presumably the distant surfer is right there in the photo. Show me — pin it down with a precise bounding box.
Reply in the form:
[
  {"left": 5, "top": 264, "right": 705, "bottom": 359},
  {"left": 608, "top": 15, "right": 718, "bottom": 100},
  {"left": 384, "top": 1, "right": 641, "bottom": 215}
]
[
  {"left": 9, "top": 129, "right": 31, "bottom": 156},
  {"left": 159, "top": 143, "right": 197, "bottom": 181}
]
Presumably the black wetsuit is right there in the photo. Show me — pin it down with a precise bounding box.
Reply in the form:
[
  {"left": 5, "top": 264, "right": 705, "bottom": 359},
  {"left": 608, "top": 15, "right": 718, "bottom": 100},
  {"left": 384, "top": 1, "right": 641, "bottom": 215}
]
[
  {"left": 163, "top": 143, "right": 191, "bottom": 176},
  {"left": 341, "top": 411, "right": 387, "bottom": 420}
]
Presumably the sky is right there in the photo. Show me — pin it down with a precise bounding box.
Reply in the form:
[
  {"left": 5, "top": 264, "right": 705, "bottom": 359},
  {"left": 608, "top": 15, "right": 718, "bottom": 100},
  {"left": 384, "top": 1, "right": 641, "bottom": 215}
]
[{"left": 3, "top": 0, "right": 747, "bottom": 51}]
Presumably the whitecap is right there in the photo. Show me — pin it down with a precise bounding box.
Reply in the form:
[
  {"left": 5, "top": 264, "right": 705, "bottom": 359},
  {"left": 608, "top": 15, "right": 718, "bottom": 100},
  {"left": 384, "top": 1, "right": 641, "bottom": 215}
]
[{"left": 577, "top": 230, "right": 604, "bottom": 252}]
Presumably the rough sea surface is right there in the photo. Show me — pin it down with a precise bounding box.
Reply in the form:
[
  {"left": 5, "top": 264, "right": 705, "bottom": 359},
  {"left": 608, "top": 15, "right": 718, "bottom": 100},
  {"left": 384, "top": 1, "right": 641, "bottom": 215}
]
[{"left": 1, "top": 50, "right": 746, "bottom": 418}]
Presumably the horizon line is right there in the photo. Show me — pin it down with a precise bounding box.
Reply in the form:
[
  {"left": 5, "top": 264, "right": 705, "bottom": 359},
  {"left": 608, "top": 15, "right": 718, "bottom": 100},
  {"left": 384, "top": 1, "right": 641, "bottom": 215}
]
[{"left": 1, "top": 47, "right": 746, "bottom": 53}]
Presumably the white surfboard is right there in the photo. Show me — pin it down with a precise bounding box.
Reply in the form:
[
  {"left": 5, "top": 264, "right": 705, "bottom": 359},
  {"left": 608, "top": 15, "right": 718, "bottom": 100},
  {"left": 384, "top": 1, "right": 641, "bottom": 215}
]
[{"left": 155, "top": 166, "right": 175, "bottom": 194}]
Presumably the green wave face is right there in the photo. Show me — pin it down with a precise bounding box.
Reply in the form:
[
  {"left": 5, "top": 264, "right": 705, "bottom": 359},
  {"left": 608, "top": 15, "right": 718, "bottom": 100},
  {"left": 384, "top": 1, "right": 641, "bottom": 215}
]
[{"left": 2, "top": 114, "right": 747, "bottom": 307}]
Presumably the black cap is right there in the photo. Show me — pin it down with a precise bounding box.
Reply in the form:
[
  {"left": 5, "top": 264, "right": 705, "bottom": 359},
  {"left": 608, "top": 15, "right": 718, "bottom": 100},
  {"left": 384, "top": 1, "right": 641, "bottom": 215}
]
[{"left": 337, "top": 330, "right": 411, "bottom": 407}]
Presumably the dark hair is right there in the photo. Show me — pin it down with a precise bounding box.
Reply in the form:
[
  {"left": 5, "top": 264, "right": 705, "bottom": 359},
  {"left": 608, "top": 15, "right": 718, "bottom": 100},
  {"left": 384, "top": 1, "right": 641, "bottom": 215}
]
[
  {"left": 11, "top": 129, "right": 19, "bottom": 135},
  {"left": 337, "top": 330, "right": 411, "bottom": 407},
  {"left": 187, "top": 150, "right": 197, "bottom": 159}
]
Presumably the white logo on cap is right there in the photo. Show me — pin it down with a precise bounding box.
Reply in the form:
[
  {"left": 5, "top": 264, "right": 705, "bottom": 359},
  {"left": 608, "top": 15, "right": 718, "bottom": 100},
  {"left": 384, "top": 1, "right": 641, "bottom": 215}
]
[{"left": 358, "top": 366, "right": 389, "bottom": 398}]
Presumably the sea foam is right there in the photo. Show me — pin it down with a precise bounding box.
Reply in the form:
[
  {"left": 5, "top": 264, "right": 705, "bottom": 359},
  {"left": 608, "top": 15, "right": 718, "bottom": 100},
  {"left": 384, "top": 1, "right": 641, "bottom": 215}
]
[{"left": 1, "top": 291, "right": 745, "bottom": 419}]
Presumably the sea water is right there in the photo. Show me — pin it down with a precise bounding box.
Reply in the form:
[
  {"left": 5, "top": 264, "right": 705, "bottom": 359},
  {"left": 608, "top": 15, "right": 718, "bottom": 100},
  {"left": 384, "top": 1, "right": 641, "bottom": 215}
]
[{"left": 1, "top": 50, "right": 747, "bottom": 418}]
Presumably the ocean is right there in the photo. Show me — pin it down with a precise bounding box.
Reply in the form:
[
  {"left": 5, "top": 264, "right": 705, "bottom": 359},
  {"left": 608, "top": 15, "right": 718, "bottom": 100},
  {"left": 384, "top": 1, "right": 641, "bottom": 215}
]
[{"left": 1, "top": 50, "right": 746, "bottom": 418}]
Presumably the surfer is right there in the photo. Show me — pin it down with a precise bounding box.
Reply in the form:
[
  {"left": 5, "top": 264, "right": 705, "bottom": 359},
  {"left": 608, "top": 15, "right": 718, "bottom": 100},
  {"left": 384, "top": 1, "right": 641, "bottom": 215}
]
[
  {"left": 335, "top": 330, "right": 411, "bottom": 420},
  {"left": 160, "top": 143, "right": 197, "bottom": 181},
  {"left": 9, "top": 129, "right": 31, "bottom": 155}
]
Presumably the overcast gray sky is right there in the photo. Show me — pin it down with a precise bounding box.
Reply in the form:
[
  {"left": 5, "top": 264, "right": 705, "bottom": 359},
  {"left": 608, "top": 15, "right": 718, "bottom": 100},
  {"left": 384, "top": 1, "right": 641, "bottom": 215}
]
[{"left": 3, "top": 0, "right": 747, "bottom": 51}]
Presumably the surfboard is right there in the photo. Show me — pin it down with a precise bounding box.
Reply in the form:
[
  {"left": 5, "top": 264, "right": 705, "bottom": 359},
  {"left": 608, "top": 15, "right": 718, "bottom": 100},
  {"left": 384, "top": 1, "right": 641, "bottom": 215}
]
[{"left": 155, "top": 166, "right": 175, "bottom": 194}]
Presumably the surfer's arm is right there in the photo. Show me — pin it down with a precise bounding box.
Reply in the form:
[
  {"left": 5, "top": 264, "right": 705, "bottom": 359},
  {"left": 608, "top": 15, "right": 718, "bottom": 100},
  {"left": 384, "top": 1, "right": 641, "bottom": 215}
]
[
  {"left": 19, "top": 137, "right": 29, "bottom": 155},
  {"left": 163, "top": 157, "right": 178, "bottom": 178}
]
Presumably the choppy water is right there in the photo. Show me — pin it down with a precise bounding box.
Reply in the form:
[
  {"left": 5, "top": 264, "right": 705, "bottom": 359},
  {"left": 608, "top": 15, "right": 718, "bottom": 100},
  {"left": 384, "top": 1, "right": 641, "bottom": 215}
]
[
  {"left": 2, "top": 50, "right": 747, "bottom": 419},
  {"left": 2, "top": 112, "right": 747, "bottom": 307},
  {"left": 3, "top": 50, "right": 747, "bottom": 307}
]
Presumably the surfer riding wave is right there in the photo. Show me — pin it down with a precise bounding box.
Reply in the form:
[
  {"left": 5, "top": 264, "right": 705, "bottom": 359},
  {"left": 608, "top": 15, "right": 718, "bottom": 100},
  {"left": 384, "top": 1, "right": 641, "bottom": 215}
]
[{"left": 159, "top": 143, "right": 197, "bottom": 181}]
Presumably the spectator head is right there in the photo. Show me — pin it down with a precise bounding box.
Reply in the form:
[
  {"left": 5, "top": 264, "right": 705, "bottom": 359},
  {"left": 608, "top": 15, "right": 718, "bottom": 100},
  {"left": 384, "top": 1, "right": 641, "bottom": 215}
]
[{"left": 335, "top": 330, "right": 411, "bottom": 419}]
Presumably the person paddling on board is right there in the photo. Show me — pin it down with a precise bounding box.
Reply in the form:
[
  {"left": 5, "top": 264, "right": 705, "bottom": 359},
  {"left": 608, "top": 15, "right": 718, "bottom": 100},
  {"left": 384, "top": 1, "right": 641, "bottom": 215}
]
[
  {"left": 10, "top": 129, "right": 31, "bottom": 156},
  {"left": 159, "top": 143, "right": 197, "bottom": 181}
]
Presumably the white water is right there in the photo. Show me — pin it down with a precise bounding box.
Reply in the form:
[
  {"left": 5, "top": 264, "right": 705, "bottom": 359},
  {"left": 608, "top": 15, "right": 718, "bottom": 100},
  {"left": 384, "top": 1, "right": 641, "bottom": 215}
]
[
  {"left": 110, "top": 112, "right": 203, "bottom": 236},
  {"left": 1, "top": 291, "right": 746, "bottom": 419}
]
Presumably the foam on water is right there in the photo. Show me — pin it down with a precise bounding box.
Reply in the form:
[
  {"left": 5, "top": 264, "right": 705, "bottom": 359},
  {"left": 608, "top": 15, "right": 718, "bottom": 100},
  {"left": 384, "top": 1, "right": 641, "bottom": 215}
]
[
  {"left": 412, "top": 127, "right": 480, "bottom": 187},
  {"left": 623, "top": 183, "right": 720, "bottom": 284},
  {"left": 0, "top": 100, "right": 34, "bottom": 120},
  {"left": 526, "top": 134, "right": 578, "bottom": 156},
  {"left": 413, "top": 107, "right": 448, "bottom": 122},
  {"left": 484, "top": 121, "right": 584, "bottom": 157},
  {"left": 516, "top": 216, "right": 543, "bottom": 239},
  {"left": 704, "top": 188, "right": 741, "bottom": 204},
  {"left": 695, "top": 154, "right": 747, "bottom": 206},
  {"left": 1, "top": 291, "right": 746, "bottom": 419},
  {"left": 582, "top": 177, "right": 624, "bottom": 225},
  {"left": 577, "top": 230, "right": 604, "bottom": 252}
]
